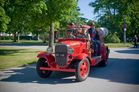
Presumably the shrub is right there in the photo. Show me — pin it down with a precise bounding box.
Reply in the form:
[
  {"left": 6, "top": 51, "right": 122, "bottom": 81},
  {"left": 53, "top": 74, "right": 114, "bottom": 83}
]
[{"left": 105, "top": 33, "right": 121, "bottom": 43}]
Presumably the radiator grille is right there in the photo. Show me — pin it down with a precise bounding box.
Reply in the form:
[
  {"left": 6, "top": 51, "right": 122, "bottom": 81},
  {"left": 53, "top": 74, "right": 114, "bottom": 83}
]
[{"left": 55, "top": 44, "right": 68, "bottom": 66}]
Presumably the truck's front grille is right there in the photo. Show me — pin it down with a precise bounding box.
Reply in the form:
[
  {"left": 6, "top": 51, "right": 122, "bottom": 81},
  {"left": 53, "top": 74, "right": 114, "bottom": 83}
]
[{"left": 55, "top": 44, "right": 68, "bottom": 67}]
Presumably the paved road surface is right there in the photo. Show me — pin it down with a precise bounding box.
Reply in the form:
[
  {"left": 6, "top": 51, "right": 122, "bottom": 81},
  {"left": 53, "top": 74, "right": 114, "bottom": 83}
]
[{"left": 0, "top": 47, "right": 139, "bottom": 92}]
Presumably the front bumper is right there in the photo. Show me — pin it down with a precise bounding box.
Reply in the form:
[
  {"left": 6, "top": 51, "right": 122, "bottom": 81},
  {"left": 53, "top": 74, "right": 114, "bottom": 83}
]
[{"left": 40, "top": 67, "right": 75, "bottom": 72}]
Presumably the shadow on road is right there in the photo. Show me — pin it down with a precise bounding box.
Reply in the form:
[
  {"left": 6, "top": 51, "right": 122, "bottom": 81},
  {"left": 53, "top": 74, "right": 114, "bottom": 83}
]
[
  {"left": 90, "top": 58, "right": 139, "bottom": 85},
  {"left": 1, "top": 58, "right": 139, "bottom": 84},
  {"left": 115, "top": 49, "right": 139, "bottom": 54},
  {"left": 0, "top": 65, "right": 76, "bottom": 84}
]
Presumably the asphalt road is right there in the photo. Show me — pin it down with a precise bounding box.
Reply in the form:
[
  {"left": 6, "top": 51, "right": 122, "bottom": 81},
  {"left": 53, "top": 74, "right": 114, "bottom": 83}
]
[{"left": 0, "top": 47, "right": 139, "bottom": 92}]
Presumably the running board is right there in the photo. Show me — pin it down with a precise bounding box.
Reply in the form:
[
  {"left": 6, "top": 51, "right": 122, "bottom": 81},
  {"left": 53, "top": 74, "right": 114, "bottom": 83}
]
[
  {"left": 91, "top": 56, "right": 102, "bottom": 65},
  {"left": 92, "top": 56, "right": 101, "bottom": 59}
]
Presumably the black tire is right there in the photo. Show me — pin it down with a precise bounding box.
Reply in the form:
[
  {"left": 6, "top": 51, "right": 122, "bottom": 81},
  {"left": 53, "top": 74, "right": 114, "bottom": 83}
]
[
  {"left": 36, "top": 58, "right": 52, "bottom": 78},
  {"left": 75, "top": 58, "right": 90, "bottom": 82},
  {"left": 98, "top": 47, "right": 109, "bottom": 67},
  {"left": 98, "top": 59, "right": 107, "bottom": 67}
]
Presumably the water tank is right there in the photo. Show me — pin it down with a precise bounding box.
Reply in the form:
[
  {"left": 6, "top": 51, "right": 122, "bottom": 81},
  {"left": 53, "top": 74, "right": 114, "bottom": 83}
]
[{"left": 99, "top": 27, "right": 109, "bottom": 37}]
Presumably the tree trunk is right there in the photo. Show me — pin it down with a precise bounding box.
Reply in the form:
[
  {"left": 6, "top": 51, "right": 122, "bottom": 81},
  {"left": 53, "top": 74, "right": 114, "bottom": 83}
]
[
  {"left": 36, "top": 33, "right": 39, "bottom": 40},
  {"left": 49, "top": 22, "right": 54, "bottom": 47},
  {"left": 17, "top": 32, "right": 20, "bottom": 42},
  {"left": 13, "top": 32, "right": 17, "bottom": 42},
  {"left": 43, "top": 34, "right": 46, "bottom": 43}
]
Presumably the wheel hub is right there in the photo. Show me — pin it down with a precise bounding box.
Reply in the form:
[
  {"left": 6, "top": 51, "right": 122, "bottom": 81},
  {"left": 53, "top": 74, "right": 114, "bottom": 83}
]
[{"left": 80, "top": 61, "right": 88, "bottom": 79}]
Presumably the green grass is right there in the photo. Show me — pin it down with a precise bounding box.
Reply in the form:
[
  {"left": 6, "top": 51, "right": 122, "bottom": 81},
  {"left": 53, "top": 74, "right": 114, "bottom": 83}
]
[
  {"left": 0, "top": 40, "right": 47, "bottom": 45},
  {"left": 106, "top": 43, "right": 133, "bottom": 48},
  {"left": 0, "top": 47, "right": 40, "bottom": 70}
]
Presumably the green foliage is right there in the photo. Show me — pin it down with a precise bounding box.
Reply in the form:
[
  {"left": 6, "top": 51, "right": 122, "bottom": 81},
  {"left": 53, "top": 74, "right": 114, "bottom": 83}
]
[
  {"left": 3, "top": 0, "right": 48, "bottom": 42},
  {"left": 5, "top": 0, "right": 47, "bottom": 31},
  {"left": 1, "top": 0, "right": 79, "bottom": 43},
  {"left": 45, "top": 0, "right": 79, "bottom": 46},
  {"left": 0, "top": 0, "right": 10, "bottom": 32},
  {"left": 105, "top": 32, "right": 121, "bottom": 43},
  {"left": 89, "top": 0, "right": 139, "bottom": 39},
  {"left": 45, "top": 0, "right": 78, "bottom": 23}
]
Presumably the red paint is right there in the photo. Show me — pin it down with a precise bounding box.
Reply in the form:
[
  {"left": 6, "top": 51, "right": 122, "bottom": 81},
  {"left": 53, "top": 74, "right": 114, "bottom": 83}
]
[
  {"left": 79, "top": 60, "right": 89, "bottom": 79},
  {"left": 37, "top": 38, "right": 109, "bottom": 76}
]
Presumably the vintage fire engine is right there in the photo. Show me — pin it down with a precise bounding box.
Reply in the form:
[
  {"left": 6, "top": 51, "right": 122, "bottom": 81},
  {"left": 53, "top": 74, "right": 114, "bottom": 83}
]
[{"left": 36, "top": 28, "right": 109, "bottom": 82}]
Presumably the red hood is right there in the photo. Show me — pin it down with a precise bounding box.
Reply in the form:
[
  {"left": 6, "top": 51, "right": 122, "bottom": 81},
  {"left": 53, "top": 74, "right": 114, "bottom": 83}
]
[
  {"left": 58, "top": 38, "right": 86, "bottom": 47},
  {"left": 60, "top": 40, "right": 81, "bottom": 47},
  {"left": 58, "top": 38, "right": 87, "bottom": 56}
]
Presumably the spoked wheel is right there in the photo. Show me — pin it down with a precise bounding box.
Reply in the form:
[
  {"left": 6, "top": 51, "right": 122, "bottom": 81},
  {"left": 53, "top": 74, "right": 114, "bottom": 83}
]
[
  {"left": 36, "top": 58, "right": 52, "bottom": 78},
  {"left": 75, "top": 58, "right": 90, "bottom": 82}
]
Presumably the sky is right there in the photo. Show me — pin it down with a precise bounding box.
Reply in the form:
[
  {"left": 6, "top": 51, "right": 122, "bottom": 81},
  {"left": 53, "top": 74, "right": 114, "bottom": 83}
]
[{"left": 78, "top": 0, "right": 97, "bottom": 20}]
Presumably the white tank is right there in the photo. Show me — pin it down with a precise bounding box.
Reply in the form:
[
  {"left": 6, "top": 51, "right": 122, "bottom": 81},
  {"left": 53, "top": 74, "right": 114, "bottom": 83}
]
[{"left": 99, "top": 27, "right": 109, "bottom": 37}]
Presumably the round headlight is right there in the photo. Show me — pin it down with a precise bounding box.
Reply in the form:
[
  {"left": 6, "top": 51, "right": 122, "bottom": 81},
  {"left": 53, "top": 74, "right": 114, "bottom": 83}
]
[
  {"left": 47, "top": 47, "right": 53, "bottom": 54},
  {"left": 68, "top": 47, "right": 74, "bottom": 54}
]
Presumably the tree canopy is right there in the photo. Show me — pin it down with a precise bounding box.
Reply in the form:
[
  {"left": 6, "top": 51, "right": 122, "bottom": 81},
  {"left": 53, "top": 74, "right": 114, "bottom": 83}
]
[
  {"left": 45, "top": 0, "right": 79, "bottom": 46},
  {"left": 0, "top": 0, "right": 80, "bottom": 43},
  {"left": 89, "top": 0, "right": 139, "bottom": 41},
  {"left": 0, "top": 0, "right": 10, "bottom": 32}
]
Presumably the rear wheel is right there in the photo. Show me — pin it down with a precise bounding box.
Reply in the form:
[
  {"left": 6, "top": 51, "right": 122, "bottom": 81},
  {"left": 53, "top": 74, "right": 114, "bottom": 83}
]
[
  {"left": 36, "top": 58, "right": 52, "bottom": 78},
  {"left": 98, "top": 47, "right": 109, "bottom": 67},
  {"left": 98, "top": 59, "right": 107, "bottom": 67},
  {"left": 75, "top": 58, "right": 90, "bottom": 82}
]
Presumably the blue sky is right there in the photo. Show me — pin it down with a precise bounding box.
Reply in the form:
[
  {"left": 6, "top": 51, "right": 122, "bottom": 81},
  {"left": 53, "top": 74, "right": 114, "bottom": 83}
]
[{"left": 78, "top": 0, "right": 97, "bottom": 20}]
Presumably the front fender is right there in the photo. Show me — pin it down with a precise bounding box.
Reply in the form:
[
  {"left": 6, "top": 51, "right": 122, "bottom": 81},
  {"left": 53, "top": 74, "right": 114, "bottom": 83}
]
[
  {"left": 37, "top": 51, "right": 47, "bottom": 59},
  {"left": 75, "top": 53, "right": 90, "bottom": 61},
  {"left": 37, "top": 51, "right": 55, "bottom": 67}
]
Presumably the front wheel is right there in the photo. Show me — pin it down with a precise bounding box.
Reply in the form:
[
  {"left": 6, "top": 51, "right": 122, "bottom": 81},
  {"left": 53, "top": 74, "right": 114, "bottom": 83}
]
[
  {"left": 36, "top": 58, "right": 52, "bottom": 78},
  {"left": 75, "top": 58, "right": 90, "bottom": 82}
]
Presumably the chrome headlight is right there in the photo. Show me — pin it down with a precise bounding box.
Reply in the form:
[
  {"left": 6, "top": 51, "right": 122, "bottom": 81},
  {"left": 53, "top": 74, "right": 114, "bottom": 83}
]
[
  {"left": 47, "top": 47, "right": 53, "bottom": 54},
  {"left": 68, "top": 47, "right": 74, "bottom": 54}
]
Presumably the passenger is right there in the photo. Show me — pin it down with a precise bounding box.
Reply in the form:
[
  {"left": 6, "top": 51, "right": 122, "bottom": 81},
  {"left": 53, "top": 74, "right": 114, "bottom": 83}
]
[
  {"left": 66, "top": 30, "right": 75, "bottom": 38},
  {"left": 82, "top": 25, "right": 91, "bottom": 40},
  {"left": 96, "top": 28, "right": 104, "bottom": 43},
  {"left": 76, "top": 25, "right": 91, "bottom": 39},
  {"left": 82, "top": 25, "right": 91, "bottom": 53},
  {"left": 76, "top": 27, "right": 83, "bottom": 38},
  {"left": 67, "top": 23, "right": 77, "bottom": 36},
  {"left": 88, "top": 21, "right": 100, "bottom": 56}
]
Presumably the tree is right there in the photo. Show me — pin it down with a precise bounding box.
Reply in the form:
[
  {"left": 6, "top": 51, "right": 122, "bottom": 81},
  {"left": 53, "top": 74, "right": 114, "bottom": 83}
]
[
  {"left": 0, "top": 0, "right": 10, "bottom": 32},
  {"left": 4, "top": 0, "right": 47, "bottom": 42},
  {"left": 89, "top": 0, "right": 139, "bottom": 42},
  {"left": 45, "top": 0, "right": 78, "bottom": 47}
]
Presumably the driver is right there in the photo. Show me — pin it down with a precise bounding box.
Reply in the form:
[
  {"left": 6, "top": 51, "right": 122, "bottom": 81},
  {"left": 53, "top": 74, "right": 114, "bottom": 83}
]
[
  {"left": 76, "top": 26, "right": 90, "bottom": 39},
  {"left": 66, "top": 23, "right": 77, "bottom": 37}
]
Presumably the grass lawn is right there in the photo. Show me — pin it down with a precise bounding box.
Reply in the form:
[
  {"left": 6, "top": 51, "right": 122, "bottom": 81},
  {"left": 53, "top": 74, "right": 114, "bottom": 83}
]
[
  {"left": 0, "top": 47, "right": 41, "bottom": 70},
  {"left": 106, "top": 43, "right": 134, "bottom": 48},
  {"left": 0, "top": 40, "right": 47, "bottom": 45}
]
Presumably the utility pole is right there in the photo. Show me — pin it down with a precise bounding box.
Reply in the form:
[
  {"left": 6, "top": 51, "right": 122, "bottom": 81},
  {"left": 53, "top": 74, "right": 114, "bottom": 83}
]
[{"left": 123, "top": 15, "right": 127, "bottom": 43}]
